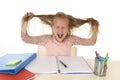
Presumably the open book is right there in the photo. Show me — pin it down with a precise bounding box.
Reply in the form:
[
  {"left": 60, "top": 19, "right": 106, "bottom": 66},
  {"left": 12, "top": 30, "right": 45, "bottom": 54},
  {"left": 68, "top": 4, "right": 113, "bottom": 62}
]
[{"left": 26, "top": 56, "right": 93, "bottom": 74}]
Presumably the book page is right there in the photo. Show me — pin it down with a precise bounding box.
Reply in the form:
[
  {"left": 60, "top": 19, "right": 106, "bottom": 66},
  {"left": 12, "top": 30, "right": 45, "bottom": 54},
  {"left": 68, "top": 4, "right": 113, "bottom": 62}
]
[
  {"left": 26, "top": 56, "right": 58, "bottom": 74},
  {"left": 58, "top": 56, "right": 93, "bottom": 74}
]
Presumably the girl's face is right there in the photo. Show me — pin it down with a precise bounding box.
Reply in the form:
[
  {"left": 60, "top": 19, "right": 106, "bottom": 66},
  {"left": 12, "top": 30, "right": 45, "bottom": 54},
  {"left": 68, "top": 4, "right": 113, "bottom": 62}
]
[{"left": 52, "top": 17, "right": 69, "bottom": 42}]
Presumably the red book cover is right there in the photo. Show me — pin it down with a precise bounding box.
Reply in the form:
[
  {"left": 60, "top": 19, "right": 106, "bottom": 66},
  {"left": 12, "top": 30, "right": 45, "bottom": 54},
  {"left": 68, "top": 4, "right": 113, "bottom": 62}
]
[{"left": 0, "top": 68, "right": 35, "bottom": 80}]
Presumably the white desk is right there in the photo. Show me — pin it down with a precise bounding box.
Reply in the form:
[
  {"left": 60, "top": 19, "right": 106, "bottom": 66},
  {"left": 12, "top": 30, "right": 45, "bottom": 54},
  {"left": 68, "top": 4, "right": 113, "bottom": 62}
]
[{"left": 32, "top": 59, "right": 120, "bottom": 80}]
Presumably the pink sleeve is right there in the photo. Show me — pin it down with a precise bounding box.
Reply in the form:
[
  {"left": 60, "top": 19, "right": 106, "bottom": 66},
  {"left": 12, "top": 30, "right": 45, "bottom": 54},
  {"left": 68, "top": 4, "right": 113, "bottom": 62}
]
[
  {"left": 21, "top": 32, "right": 51, "bottom": 45},
  {"left": 69, "top": 35, "right": 96, "bottom": 46}
]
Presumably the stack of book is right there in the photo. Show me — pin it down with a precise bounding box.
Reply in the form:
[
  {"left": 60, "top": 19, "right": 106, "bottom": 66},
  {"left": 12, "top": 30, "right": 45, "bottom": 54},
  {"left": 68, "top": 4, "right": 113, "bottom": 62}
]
[{"left": 0, "top": 53, "right": 36, "bottom": 80}]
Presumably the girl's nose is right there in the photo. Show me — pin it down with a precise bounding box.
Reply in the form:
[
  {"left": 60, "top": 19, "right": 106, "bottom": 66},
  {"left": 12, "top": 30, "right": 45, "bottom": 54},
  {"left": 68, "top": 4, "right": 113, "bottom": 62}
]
[{"left": 58, "top": 27, "right": 63, "bottom": 33}]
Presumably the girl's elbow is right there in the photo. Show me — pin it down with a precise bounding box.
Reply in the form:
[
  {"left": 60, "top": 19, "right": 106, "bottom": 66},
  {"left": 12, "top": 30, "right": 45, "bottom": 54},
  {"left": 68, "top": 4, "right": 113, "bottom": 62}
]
[
  {"left": 90, "top": 39, "right": 97, "bottom": 45},
  {"left": 21, "top": 35, "right": 29, "bottom": 43},
  {"left": 21, "top": 36, "right": 27, "bottom": 43}
]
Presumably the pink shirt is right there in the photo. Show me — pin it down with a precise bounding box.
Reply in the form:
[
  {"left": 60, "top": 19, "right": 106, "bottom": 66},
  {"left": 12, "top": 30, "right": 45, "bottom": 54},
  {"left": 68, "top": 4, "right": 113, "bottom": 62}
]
[
  {"left": 21, "top": 32, "right": 72, "bottom": 56},
  {"left": 21, "top": 32, "right": 95, "bottom": 56},
  {"left": 45, "top": 38, "right": 72, "bottom": 56}
]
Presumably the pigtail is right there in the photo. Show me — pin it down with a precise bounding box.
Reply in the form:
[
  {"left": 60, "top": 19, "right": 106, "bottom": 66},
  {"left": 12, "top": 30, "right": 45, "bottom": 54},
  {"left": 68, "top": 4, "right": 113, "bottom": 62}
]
[
  {"left": 87, "top": 18, "right": 99, "bottom": 39},
  {"left": 68, "top": 15, "right": 88, "bottom": 29},
  {"left": 68, "top": 15, "right": 99, "bottom": 39}
]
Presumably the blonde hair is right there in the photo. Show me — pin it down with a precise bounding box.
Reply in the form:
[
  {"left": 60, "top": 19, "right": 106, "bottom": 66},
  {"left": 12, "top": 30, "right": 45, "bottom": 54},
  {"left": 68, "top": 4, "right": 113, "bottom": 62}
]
[
  {"left": 34, "top": 12, "right": 99, "bottom": 37},
  {"left": 33, "top": 12, "right": 99, "bottom": 38}
]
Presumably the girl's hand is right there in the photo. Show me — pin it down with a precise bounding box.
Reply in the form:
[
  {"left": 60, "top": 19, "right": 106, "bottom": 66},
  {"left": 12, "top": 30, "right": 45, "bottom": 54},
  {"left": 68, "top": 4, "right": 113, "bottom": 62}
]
[
  {"left": 22, "top": 12, "right": 35, "bottom": 21},
  {"left": 86, "top": 18, "right": 94, "bottom": 23}
]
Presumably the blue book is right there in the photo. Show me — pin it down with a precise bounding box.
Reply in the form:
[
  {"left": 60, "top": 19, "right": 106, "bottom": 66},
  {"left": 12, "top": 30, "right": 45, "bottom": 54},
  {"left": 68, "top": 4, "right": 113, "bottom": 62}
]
[{"left": 0, "top": 53, "right": 36, "bottom": 74}]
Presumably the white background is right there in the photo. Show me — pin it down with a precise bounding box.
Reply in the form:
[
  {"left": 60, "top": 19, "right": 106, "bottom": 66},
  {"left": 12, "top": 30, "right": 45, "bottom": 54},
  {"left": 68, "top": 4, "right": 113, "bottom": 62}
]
[{"left": 0, "top": 0, "right": 120, "bottom": 60}]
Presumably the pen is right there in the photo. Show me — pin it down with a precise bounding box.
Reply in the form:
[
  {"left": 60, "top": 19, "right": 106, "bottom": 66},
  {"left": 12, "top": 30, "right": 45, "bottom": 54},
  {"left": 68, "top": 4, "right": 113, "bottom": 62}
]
[
  {"left": 59, "top": 60, "right": 67, "bottom": 68},
  {"left": 95, "top": 51, "right": 100, "bottom": 60},
  {"left": 106, "top": 53, "right": 108, "bottom": 57},
  {"left": 104, "top": 53, "right": 109, "bottom": 62},
  {"left": 95, "top": 51, "right": 99, "bottom": 57}
]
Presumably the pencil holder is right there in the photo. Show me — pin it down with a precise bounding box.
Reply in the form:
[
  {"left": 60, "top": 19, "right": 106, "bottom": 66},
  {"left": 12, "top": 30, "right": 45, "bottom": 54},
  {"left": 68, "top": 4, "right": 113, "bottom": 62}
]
[{"left": 94, "top": 57, "right": 107, "bottom": 77}]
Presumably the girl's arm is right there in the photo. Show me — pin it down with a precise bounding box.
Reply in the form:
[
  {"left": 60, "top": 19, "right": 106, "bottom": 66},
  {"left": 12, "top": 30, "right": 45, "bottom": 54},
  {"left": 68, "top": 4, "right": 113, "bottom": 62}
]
[
  {"left": 21, "top": 12, "right": 50, "bottom": 45},
  {"left": 69, "top": 18, "right": 99, "bottom": 46},
  {"left": 69, "top": 35, "right": 97, "bottom": 46}
]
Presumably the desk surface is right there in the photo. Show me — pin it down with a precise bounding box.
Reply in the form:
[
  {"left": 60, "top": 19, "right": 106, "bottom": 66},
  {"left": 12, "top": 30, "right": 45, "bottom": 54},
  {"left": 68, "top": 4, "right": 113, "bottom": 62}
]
[{"left": 32, "top": 59, "right": 120, "bottom": 80}]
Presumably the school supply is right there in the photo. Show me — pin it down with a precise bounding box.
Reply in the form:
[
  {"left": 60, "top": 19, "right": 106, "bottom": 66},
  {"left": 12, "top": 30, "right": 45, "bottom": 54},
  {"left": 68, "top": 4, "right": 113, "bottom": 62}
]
[
  {"left": 5, "top": 59, "right": 22, "bottom": 66},
  {"left": 0, "top": 68, "right": 35, "bottom": 80},
  {"left": 0, "top": 53, "right": 36, "bottom": 74},
  {"left": 26, "top": 56, "right": 93, "bottom": 74},
  {"left": 94, "top": 51, "right": 109, "bottom": 76},
  {"left": 95, "top": 51, "right": 109, "bottom": 62}
]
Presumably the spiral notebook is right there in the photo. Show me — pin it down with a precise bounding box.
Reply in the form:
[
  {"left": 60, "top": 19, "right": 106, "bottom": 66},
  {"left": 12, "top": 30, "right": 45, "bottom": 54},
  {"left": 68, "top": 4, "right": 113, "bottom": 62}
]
[{"left": 26, "top": 56, "right": 93, "bottom": 74}]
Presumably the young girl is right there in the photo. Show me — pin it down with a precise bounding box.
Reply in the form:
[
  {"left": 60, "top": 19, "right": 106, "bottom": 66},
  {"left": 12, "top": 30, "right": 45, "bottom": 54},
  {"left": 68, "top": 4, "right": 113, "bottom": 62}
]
[{"left": 21, "top": 12, "right": 99, "bottom": 56}]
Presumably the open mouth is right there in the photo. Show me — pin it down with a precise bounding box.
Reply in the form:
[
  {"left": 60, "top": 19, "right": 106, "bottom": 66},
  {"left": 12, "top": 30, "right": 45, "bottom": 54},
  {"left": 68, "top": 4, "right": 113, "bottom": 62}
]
[{"left": 57, "top": 34, "right": 63, "bottom": 38}]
